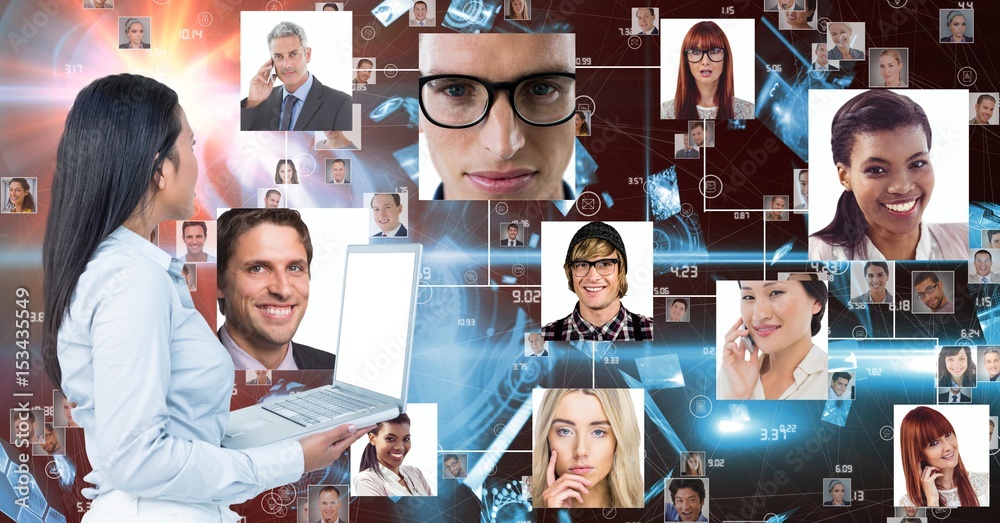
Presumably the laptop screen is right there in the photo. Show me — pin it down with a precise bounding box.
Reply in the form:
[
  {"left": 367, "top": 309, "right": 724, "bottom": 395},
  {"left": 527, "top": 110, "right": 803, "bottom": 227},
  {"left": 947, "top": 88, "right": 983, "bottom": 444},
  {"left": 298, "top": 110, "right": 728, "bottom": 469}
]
[{"left": 334, "top": 249, "right": 416, "bottom": 400}]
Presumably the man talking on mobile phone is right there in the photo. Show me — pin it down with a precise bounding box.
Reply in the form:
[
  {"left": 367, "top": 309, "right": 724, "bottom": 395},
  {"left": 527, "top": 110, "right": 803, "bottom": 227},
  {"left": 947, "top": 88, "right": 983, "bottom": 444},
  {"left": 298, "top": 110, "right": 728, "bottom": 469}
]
[{"left": 241, "top": 21, "right": 352, "bottom": 131}]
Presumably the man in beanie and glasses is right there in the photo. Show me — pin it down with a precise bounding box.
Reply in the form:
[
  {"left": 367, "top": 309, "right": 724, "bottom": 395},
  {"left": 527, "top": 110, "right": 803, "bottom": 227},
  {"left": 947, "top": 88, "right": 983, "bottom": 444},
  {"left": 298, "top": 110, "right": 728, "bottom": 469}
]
[{"left": 542, "top": 222, "right": 654, "bottom": 341}]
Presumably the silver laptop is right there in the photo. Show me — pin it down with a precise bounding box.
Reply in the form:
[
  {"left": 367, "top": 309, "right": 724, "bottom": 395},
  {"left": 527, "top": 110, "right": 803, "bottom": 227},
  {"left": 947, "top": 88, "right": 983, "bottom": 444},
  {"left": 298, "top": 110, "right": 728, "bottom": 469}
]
[{"left": 222, "top": 243, "right": 422, "bottom": 450}]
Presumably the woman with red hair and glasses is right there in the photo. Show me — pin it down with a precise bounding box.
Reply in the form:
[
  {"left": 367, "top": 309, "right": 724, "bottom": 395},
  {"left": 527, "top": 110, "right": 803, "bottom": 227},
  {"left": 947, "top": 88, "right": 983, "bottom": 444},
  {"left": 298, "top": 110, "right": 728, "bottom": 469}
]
[
  {"left": 898, "top": 406, "right": 988, "bottom": 508},
  {"left": 660, "top": 21, "right": 754, "bottom": 120}
]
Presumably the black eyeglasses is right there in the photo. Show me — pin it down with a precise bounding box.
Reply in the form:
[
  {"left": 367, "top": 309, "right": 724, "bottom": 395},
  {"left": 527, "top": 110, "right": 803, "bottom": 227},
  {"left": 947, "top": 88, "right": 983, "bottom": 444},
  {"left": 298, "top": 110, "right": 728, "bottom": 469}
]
[
  {"left": 685, "top": 47, "right": 726, "bottom": 63},
  {"left": 569, "top": 258, "right": 618, "bottom": 277},
  {"left": 418, "top": 72, "right": 576, "bottom": 129},
  {"left": 916, "top": 282, "right": 939, "bottom": 300}
]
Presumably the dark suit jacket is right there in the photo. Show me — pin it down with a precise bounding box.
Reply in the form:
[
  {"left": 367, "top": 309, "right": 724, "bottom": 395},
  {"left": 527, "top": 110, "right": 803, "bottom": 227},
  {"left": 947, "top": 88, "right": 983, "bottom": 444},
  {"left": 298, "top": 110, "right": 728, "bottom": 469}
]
[
  {"left": 372, "top": 224, "right": 408, "bottom": 237},
  {"left": 218, "top": 327, "right": 337, "bottom": 370},
  {"left": 498, "top": 239, "right": 524, "bottom": 246},
  {"left": 938, "top": 391, "right": 971, "bottom": 403},
  {"left": 241, "top": 75, "right": 352, "bottom": 131},
  {"left": 119, "top": 42, "right": 151, "bottom": 49}
]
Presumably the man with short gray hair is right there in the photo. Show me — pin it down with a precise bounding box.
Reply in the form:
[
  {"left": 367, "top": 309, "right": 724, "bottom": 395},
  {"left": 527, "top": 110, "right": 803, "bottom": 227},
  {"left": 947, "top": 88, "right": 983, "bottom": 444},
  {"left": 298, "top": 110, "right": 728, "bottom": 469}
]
[
  {"left": 241, "top": 20, "right": 352, "bottom": 131},
  {"left": 984, "top": 347, "right": 1000, "bottom": 381}
]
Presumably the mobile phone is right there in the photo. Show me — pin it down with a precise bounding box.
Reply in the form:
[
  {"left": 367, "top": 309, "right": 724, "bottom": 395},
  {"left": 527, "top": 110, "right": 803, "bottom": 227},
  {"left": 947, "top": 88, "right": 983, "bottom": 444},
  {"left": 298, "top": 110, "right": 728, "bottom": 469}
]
[{"left": 740, "top": 323, "right": 756, "bottom": 350}]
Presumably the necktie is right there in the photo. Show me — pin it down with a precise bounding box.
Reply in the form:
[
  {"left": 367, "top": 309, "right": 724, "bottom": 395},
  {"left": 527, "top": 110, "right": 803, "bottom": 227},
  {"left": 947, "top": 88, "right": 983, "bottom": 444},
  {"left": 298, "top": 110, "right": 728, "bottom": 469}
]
[
  {"left": 280, "top": 94, "right": 296, "bottom": 131},
  {"left": 952, "top": 394, "right": 958, "bottom": 403},
  {"left": 984, "top": 277, "right": 990, "bottom": 283},
  {"left": 420, "top": 21, "right": 425, "bottom": 26}
]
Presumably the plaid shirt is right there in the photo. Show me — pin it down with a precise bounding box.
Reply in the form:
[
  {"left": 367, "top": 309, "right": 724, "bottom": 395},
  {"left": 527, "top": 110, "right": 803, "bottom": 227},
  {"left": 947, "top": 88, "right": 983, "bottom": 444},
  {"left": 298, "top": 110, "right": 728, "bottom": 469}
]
[{"left": 542, "top": 302, "right": 654, "bottom": 341}]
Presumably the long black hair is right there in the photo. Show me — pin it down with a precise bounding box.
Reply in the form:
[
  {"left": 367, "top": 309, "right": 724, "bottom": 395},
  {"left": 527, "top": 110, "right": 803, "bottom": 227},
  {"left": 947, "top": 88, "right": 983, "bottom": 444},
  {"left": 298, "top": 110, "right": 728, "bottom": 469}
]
[
  {"left": 42, "top": 74, "right": 182, "bottom": 388},
  {"left": 800, "top": 280, "right": 828, "bottom": 336},
  {"left": 359, "top": 413, "right": 411, "bottom": 472},
  {"left": 811, "top": 90, "right": 932, "bottom": 259}
]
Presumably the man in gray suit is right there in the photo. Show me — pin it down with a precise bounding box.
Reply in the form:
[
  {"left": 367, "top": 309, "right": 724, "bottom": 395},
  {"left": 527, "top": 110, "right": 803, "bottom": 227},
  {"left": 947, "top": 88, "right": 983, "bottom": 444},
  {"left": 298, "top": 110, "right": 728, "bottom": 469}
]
[{"left": 241, "top": 21, "right": 352, "bottom": 131}]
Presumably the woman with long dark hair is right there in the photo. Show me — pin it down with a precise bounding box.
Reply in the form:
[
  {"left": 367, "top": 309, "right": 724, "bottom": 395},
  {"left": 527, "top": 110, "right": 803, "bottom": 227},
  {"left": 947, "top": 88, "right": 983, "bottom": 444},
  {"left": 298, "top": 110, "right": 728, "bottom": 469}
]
[
  {"left": 42, "top": 74, "right": 368, "bottom": 521},
  {"left": 936, "top": 346, "right": 976, "bottom": 387},
  {"left": 898, "top": 407, "right": 987, "bottom": 507},
  {"left": 5, "top": 178, "right": 35, "bottom": 213},
  {"left": 355, "top": 413, "right": 433, "bottom": 496},
  {"left": 809, "top": 90, "right": 966, "bottom": 260},
  {"left": 660, "top": 21, "right": 754, "bottom": 120},
  {"left": 718, "top": 280, "right": 829, "bottom": 400},
  {"left": 574, "top": 110, "right": 590, "bottom": 137},
  {"left": 274, "top": 158, "right": 299, "bottom": 184}
]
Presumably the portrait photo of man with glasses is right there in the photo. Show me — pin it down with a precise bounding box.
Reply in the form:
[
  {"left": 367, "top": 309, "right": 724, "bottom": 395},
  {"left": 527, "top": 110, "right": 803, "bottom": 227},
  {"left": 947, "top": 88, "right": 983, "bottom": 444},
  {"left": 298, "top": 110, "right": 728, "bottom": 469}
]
[
  {"left": 541, "top": 221, "right": 654, "bottom": 341},
  {"left": 416, "top": 33, "right": 577, "bottom": 200},
  {"left": 912, "top": 271, "right": 955, "bottom": 314}
]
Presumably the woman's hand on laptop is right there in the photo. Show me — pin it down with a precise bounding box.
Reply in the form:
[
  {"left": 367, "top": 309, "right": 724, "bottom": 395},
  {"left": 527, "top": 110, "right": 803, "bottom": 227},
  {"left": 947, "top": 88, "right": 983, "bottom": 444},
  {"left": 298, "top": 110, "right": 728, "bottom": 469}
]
[{"left": 300, "top": 423, "right": 375, "bottom": 472}]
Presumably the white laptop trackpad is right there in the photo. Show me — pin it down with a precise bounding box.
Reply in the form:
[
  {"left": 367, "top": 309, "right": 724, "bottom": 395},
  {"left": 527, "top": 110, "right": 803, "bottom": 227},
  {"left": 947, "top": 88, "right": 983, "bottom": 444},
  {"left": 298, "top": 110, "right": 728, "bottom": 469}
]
[{"left": 227, "top": 416, "right": 274, "bottom": 437}]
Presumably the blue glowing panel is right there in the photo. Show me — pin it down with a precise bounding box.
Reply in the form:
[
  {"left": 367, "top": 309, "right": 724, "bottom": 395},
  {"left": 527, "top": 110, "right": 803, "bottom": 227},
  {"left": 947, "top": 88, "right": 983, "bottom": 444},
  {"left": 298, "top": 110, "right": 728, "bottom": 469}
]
[
  {"left": 371, "top": 0, "right": 412, "bottom": 26},
  {"left": 770, "top": 240, "right": 794, "bottom": 264},
  {"left": 484, "top": 480, "right": 531, "bottom": 523},
  {"left": 649, "top": 167, "right": 681, "bottom": 221},
  {"left": 601, "top": 191, "right": 614, "bottom": 209},
  {"left": 635, "top": 354, "right": 684, "bottom": 389},
  {"left": 755, "top": 69, "right": 808, "bottom": 161},
  {"left": 442, "top": 0, "right": 501, "bottom": 32},
  {"left": 43, "top": 508, "right": 65, "bottom": 523},
  {"left": 402, "top": 97, "right": 420, "bottom": 127},
  {"left": 369, "top": 96, "right": 405, "bottom": 123},
  {"left": 553, "top": 199, "right": 575, "bottom": 216},
  {"left": 51, "top": 456, "right": 76, "bottom": 489},
  {"left": 16, "top": 508, "right": 43, "bottom": 523},
  {"left": 575, "top": 139, "right": 598, "bottom": 189},
  {"left": 393, "top": 144, "right": 420, "bottom": 182},
  {"left": 821, "top": 399, "right": 852, "bottom": 427}
]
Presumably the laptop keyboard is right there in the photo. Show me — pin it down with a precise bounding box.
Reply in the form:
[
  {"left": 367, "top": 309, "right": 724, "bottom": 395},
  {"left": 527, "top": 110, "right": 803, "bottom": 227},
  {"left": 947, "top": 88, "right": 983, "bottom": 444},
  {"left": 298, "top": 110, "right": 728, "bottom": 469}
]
[{"left": 263, "top": 389, "right": 379, "bottom": 427}]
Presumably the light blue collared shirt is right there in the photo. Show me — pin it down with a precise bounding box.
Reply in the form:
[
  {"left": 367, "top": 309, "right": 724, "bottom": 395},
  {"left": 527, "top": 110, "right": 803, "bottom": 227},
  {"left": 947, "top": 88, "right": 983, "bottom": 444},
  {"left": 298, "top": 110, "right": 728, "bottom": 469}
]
[
  {"left": 279, "top": 72, "right": 314, "bottom": 131},
  {"left": 58, "top": 227, "right": 303, "bottom": 503}
]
